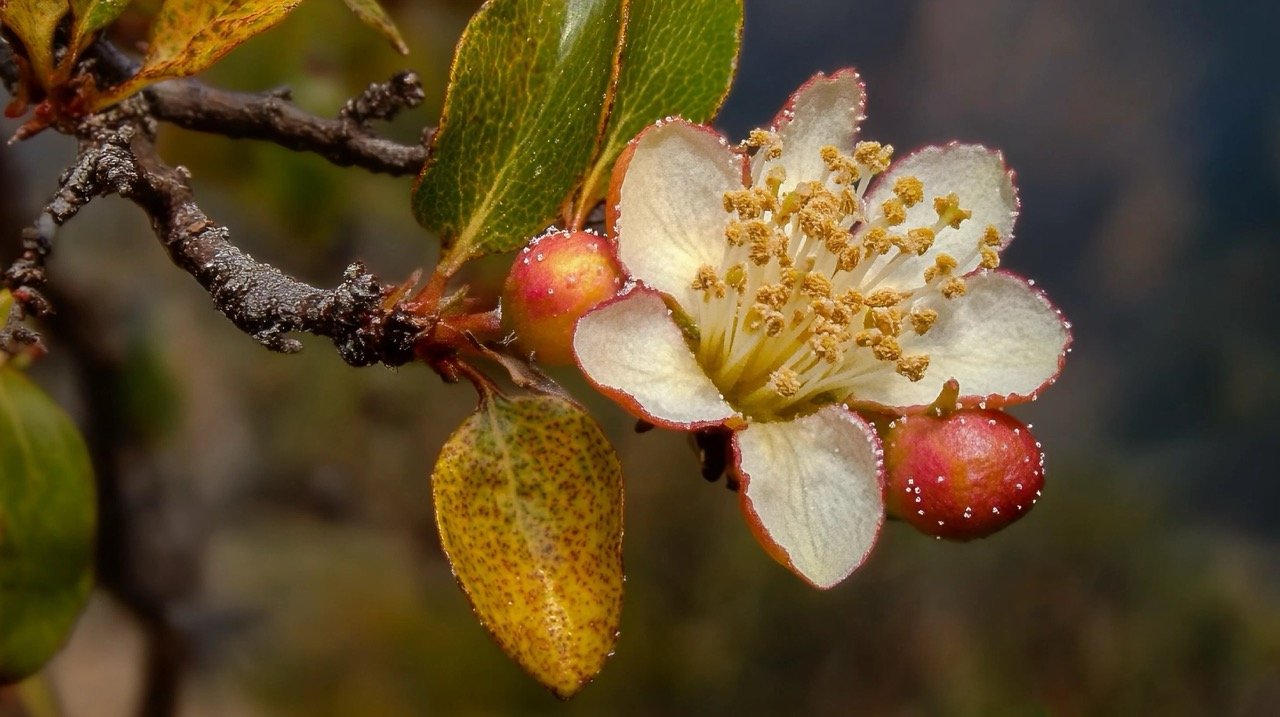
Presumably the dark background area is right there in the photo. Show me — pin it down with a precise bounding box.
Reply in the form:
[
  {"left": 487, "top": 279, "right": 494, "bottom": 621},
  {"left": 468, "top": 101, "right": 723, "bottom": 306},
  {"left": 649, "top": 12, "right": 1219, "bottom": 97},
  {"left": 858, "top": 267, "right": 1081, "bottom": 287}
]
[{"left": 2, "top": 0, "right": 1278, "bottom": 714}]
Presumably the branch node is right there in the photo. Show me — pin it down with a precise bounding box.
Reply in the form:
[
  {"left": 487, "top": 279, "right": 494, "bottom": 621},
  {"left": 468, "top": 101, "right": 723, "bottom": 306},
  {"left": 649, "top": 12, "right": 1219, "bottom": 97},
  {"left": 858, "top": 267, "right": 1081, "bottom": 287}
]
[{"left": 340, "top": 71, "right": 426, "bottom": 126}]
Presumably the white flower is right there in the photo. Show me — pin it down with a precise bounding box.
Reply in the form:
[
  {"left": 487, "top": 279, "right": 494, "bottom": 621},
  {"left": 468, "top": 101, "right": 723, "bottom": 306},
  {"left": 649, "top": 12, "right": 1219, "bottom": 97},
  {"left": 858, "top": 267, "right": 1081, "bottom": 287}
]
[{"left": 573, "top": 70, "right": 1071, "bottom": 588}]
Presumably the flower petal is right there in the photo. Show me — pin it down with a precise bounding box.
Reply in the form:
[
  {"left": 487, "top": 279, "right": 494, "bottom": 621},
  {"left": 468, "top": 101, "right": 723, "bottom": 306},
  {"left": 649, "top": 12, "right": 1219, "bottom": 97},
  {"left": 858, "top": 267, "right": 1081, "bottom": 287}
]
[
  {"left": 862, "top": 143, "right": 1018, "bottom": 291},
  {"left": 848, "top": 271, "right": 1072, "bottom": 412},
  {"left": 609, "top": 120, "right": 746, "bottom": 310},
  {"left": 574, "top": 287, "right": 739, "bottom": 430},
  {"left": 752, "top": 68, "right": 867, "bottom": 193},
  {"left": 733, "top": 406, "right": 885, "bottom": 589}
]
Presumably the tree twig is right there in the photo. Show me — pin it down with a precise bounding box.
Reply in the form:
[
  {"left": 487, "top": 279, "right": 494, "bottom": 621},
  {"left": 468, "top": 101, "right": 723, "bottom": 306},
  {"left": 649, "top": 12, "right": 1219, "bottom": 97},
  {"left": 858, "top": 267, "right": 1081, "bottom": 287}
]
[
  {"left": 144, "top": 76, "right": 430, "bottom": 176},
  {"left": 78, "top": 41, "right": 431, "bottom": 176},
  {"left": 99, "top": 113, "right": 428, "bottom": 365}
]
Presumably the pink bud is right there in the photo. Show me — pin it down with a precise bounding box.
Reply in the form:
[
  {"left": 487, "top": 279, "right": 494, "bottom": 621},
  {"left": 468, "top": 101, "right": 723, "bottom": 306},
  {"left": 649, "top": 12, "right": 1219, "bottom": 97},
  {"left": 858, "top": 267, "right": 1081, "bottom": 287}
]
[
  {"left": 884, "top": 409, "right": 1045, "bottom": 541},
  {"left": 502, "top": 230, "right": 623, "bottom": 366}
]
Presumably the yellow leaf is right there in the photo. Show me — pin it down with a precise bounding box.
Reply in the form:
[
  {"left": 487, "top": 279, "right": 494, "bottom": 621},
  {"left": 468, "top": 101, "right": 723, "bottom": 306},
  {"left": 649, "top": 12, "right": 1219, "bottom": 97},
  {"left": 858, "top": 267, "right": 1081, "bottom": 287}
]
[
  {"left": 1, "top": 0, "right": 70, "bottom": 88},
  {"left": 94, "top": 0, "right": 303, "bottom": 108},
  {"left": 432, "top": 393, "right": 623, "bottom": 698}
]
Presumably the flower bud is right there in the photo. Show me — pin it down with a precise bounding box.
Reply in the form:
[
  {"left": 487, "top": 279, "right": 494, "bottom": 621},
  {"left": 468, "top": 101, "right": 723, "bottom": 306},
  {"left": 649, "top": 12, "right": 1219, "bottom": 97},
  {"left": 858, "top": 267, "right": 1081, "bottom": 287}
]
[
  {"left": 884, "top": 409, "right": 1044, "bottom": 541},
  {"left": 502, "top": 229, "right": 623, "bottom": 366}
]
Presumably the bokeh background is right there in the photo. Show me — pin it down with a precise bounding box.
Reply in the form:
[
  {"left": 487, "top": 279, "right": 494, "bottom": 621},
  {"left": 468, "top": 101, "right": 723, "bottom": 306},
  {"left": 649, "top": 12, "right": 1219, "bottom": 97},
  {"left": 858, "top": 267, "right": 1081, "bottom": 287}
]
[{"left": 3, "top": 0, "right": 1279, "bottom": 714}]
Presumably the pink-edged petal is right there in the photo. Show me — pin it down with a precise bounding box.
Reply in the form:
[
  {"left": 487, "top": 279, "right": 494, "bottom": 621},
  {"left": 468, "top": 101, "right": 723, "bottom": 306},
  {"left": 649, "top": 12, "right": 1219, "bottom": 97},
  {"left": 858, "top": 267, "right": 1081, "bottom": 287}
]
[
  {"left": 751, "top": 68, "right": 866, "bottom": 193},
  {"left": 733, "top": 406, "right": 885, "bottom": 589},
  {"left": 862, "top": 143, "right": 1018, "bottom": 292},
  {"left": 609, "top": 120, "right": 747, "bottom": 310},
  {"left": 574, "top": 287, "right": 739, "bottom": 430},
  {"left": 848, "top": 271, "right": 1072, "bottom": 413}
]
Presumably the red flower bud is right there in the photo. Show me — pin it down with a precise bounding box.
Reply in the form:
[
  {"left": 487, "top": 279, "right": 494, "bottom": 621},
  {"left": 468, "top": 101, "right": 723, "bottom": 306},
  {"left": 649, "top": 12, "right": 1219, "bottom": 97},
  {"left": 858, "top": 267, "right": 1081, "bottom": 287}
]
[
  {"left": 884, "top": 409, "right": 1044, "bottom": 541},
  {"left": 502, "top": 229, "right": 623, "bottom": 366}
]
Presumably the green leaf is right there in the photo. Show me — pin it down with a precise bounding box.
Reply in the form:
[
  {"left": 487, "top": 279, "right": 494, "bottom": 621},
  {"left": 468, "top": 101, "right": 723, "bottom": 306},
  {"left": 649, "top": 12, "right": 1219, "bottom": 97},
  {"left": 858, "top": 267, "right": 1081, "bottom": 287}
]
[
  {"left": 432, "top": 393, "right": 623, "bottom": 698},
  {"left": 0, "top": 0, "right": 70, "bottom": 86},
  {"left": 68, "top": 0, "right": 131, "bottom": 55},
  {"left": 412, "top": 0, "right": 624, "bottom": 274},
  {"left": 93, "top": 0, "right": 304, "bottom": 108},
  {"left": 340, "top": 0, "right": 408, "bottom": 55},
  {"left": 571, "top": 0, "right": 742, "bottom": 227},
  {"left": 0, "top": 368, "right": 96, "bottom": 685}
]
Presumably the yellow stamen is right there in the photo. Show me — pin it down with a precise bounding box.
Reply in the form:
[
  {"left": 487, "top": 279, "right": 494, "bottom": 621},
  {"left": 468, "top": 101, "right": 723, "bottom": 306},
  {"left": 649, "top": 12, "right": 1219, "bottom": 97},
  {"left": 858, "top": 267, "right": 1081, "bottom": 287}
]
[
  {"left": 747, "top": 129, "right": 783, "bottom": 159},
  {"left": 801, "top": 272, "right": 833, "bottom": 298},
  {"left": 873, "top": 336, "right": 902, "bottom": 361},
  {"left": 981, "top": 224, "right": 1002, "bottom": 247},
  {"left": 979, "top": 248, "right": 1000, "bottom": 269},
  {"left": 924, "top": 252, "right": 959, "bottom": 282},
  {"left": 941, "top": 277, "right": 967, "bottom": 299},
  {"left": 896, "top": 355, "right": 930, "bottom": 381},
  {"left": 881, "top": 197, "right": 907, "bottom": 226},
  {"left": 770, "top": 367, "right": 802, "bottom": 397},
  {"left": 909, "top": 307, "right": 939, "bottom": 335},
  {"left": 755, "top": 283, "right": 790, "bottom": 309},
  {"left": 854, "top": 141, "right": 894, "bottom": 173},
  {"left": 869, "top": 307, "right": 903, "bottom": 336},
  {"left": 893, "top": 176, "right": 925, "bottom": 207},
  {"left": 899, "top": 227, "right": 935, "bottom": 256},
  {"left": 691, "top": 265, "right": 726, "bottom": 299},
  {"left": 725, "top": 221, "right": 746, "bottom": 246},
  {"left": 933, "top": 192, "right": 972, "bottom": 229},
  {"left": 864, "top": 288, "right": 902, "bottom": 308},
  {"left": 863, "top": 227, "right": 893, "bottom": 255}
]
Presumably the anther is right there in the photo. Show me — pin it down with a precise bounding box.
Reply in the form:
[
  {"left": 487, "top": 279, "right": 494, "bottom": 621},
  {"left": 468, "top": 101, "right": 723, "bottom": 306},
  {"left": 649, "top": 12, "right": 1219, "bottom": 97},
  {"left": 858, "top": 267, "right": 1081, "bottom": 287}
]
[
  {"left": 933, "top": 193, "right": 972, "bottom": 229},
  {"left": 873, "top": 336, "right": 902, "bottom": 361},
  {"left": 725, "top": 221, "right": 747, "bottom": 246},
  {"left": 747, "top": 129, "right": 783, "bottom": 159},
  {"left": 893, "top": 176, "right": 925, "bottom": 207},
  {"left": 801, "top": 272, "right": 833, "bottom": 298},
  {"left": 909, "top": 307, "right": 938, "bottom": 335},
  {"left": 691, "top": 265, "right": 726, "bottom": 299},
  {"left": 896, "top": 355, "right": 930, "bottom": 381},
  {"left": 901, "top": 227, "right": 936, "bottom": 255},
  {"left": 981, "top": 224, "right": 1002, "bottom": 247},
  {"left": 862, "top": 227, "right": 893, "bottom": 256},
  {"left": 854, "top": 141, "right": 894, "bottom": 173},
  {"left": 941, "top": 277, "right": 967, "bottom": 299},
  {"left": 770, "top": 367, "right": 802, "bottom": 397},
  {"left": 837, "top": 289, "right": 863, "bottom": 313},
  {"left": 979, "top": 248, "right": 1000, "bottom": 269},
  {"left": 881, "top": 197, "right": 907, "bottom": 226},
  {"left": 755, "top": 283, "right": 790, "bottom": 309},
  {"left": 924, "top": 253, "right": 958, "bottom": 282},
  {"left": 869, "top": 307, "right": 903, "bottom": 336},
  {"left": 864, "top": 288, "right": 902, "bottom": 308},
  {"left": 819, "top": 145, "right": 860, "bottom": 185},
  {"left": 854, "top": 329, "right": 880, "bottom": 348}
]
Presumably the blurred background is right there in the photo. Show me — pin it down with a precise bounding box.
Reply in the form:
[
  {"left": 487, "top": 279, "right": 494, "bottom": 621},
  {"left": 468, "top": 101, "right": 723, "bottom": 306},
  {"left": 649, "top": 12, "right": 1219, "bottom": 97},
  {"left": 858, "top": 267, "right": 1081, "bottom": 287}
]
[{"left": 2, "top": 0, "right": 1278, "bottom": 714}]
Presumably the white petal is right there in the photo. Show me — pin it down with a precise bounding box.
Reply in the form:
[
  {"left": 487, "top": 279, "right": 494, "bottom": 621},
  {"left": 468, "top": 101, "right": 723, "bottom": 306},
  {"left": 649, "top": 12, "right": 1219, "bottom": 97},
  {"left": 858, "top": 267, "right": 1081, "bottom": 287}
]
[
  {"left": 752, "top": 69, "right": 867, "bottom": 194},
  {"left": 734, "top": 406, "right": 884, "bottom": 589},
  {"left": 848, "top": 271, "right": 1072, "bottom": 411},
  {"left": 574, "top": 288, "right": 739, "bottom": 429},
  {"left": 862, "top": 143, "right": 1018, "bottom": 291},
  {"left": 612, "top": 121, "right": 745, "bottom": 310}
]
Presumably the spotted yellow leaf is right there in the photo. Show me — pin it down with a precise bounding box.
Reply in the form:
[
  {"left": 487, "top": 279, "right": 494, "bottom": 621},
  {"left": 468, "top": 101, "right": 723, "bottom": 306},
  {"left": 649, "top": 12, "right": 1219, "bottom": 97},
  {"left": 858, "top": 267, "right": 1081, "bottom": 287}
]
[{"left": 432, "top": 393, "right": 623, "bottom": 698}]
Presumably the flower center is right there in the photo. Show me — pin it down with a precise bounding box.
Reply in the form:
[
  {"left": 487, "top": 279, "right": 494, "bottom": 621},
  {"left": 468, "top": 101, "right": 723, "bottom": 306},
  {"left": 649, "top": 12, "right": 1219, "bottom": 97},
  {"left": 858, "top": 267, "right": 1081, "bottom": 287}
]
[{"left": 685, "top": 134, "right": 1002, "bottom": 421}]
